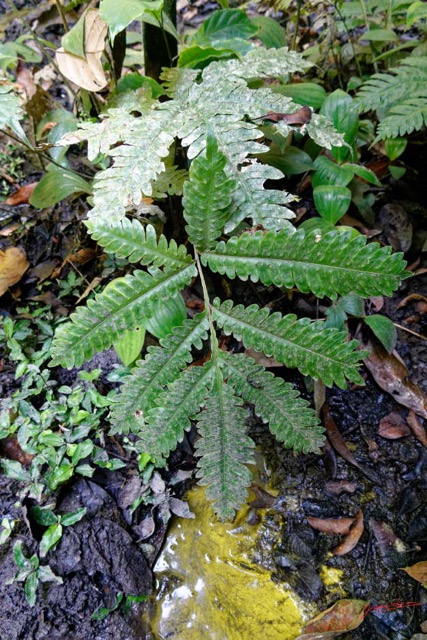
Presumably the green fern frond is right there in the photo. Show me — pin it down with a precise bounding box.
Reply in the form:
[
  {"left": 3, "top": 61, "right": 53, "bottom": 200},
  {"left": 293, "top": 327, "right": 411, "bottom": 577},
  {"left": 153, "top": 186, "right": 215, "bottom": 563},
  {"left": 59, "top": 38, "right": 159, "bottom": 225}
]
[
  {"left": 225, "top": 162, "right": 295, "bottom": 233},
  {"left": 141, "top": 361, "right": 214, "bottom": 463},
  {"left": 212, "top": 298, "right": 365, "bottom": 388},
  {"left": 151, "top": 165, "right": 189, "bottom": 197},
  {"left": 377, "top": 95, "right": 427, "bottom": 139},
  {"left": 195, "top": 367, "right": 255, "bottom": 521},
  {"left": 183, "top": 132, "right": 236, "bottom": 251},
  {"left": 356, "top": 57, "right": 427, "bottom": 113},
  {"left": 202, "top": 228, "right": 407, "bottom": 299},
  {"left": 85, "top": 219, "right": 193, "bottom": 270},
  {"left": 160, "top": 67, "right": 200, "bottom": 99},
  {"left": 209, "top": 47, "right": 312, "bottom": 80},
  {"left": 218, "top": 351, "right": 324, "bottom": 454},
  {"left": 109, "top": 312, "right": 209, "bottom": 434},
  {"left": 50, "top": 264, "right": 196, "bottom": 368}
]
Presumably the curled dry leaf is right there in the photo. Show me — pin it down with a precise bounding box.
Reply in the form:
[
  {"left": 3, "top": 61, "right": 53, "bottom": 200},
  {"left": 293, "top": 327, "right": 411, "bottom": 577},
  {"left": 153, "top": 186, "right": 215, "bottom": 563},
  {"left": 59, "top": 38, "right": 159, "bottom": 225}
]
[
  {"left": 407, "top": 411, "right": 427, "bottom": 448},
  {"left": 364, "top": 340, "right": 427, "bottom": 420},
  {"left": 0, "top": 247, "right": 29, "bottom": 296},
  {"left": 333, "top": 510, "right": 364, "bottom": 556},
  {"left": 402, "top": 561, "right": 427, "bottom": 585},
  {"left": 307, "top": 516, "right": 355, "bottom": 535},
  {"left": 324, "top": 481, "right": 359, "bottom": 496},
  {"left": 378, "top": 412, "right": 411, "bottom": 439},
  {"left": 4, "top": 183, "right": 38, "bottom": 205},
  {"left": 55, "top": 9, "right": 108, "bottom": 91},
  {"left": 297, "top": 599, "right": 368, "bottom": 639}
]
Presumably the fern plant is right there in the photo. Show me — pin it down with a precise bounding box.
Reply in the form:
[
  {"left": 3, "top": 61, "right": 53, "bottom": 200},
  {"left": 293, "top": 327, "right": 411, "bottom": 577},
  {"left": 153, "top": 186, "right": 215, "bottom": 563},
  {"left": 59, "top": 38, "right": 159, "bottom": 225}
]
[
  {"left": 355, "top": 55, "right": 427, "bottom": 140},
  {"left": 50, "top": 47, "right": 408, "bottom": 520}
]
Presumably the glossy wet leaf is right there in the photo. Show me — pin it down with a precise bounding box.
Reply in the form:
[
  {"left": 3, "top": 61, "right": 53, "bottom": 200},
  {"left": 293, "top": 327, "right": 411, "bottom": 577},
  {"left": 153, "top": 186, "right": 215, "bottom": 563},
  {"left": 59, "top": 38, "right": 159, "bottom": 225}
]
[
  {"left": 298, "top": 599, "right": 368, "bottom": 639},
  {"left": 113, "top": 326, "right": 146, "bottom": 366},
  {"left": 13, "top": 541, "right": 29, "bottom": 569},
  {"left": 333, "top": 510, "right": 364, "bottom": 556},
  {"left": 178, "top": 45, "right": 236, "bottom": 69},
  {"left": 320, "top": 90, "right": 358, "bottom": 162},
  {"left": 24, "top": 571, "right": 38, "bottom": 607},
  {"left": 30, "top": 169, "right": 92, "bottom": 208},
  {"left": 31, "top": 506, "right": 58, "bottom": 527},
  {"left": 313, "top": 185, "right": 352, "bottom": 224},
  {"left": 274, "top": 82, "right": 326, "bottom": 109},
  {"left": 311, "top": 156, "right": 354, "bottom": 188},
  {"left": 61, "top": 507, "right": 87, "bottom": 527},
  {"left": 39, "top": 523, "right": 63, "bottom": 557},
  {"left": 364, "top": 314, "right": 397, "bottom": 353},
  {"left": 143, "top": 293, "right": 187, "bottom": 339}
]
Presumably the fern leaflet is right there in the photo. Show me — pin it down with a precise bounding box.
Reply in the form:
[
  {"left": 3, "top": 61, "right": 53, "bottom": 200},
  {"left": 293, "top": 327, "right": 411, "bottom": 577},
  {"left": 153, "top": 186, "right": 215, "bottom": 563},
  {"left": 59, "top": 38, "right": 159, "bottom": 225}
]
[
  {"left": 109, "top": 313, "right": 209, "bottom": 434},
  {"left": 377, "top": 96, "right": 427, "bottom": 139},
  {"left": 85, "top": 219, "right": 193, "bottom": 270},
  {"left": 218, "top": 351, "right": 324, "bottom": 454},
  {"left": 212, "top": 298, "right": 366, "bottom": 388},
  {"left": 183, "top": 132, "right": 236, "bottom": 251},
  {"left": 202, "top": 228, "right": 407, "bottom": 299},
  {"left": 195, "top": 367, "right": 255, "bottom": 521},
  {"left": 50, "top": 264, "right": 196, "bottom": 368}
]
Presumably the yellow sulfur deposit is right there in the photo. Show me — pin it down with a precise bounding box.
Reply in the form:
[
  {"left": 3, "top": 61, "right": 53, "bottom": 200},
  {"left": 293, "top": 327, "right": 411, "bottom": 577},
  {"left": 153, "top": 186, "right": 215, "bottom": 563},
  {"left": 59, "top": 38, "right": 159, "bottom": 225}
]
[{"left": 152, "top": 486, "right": 309, "bottom": 640}]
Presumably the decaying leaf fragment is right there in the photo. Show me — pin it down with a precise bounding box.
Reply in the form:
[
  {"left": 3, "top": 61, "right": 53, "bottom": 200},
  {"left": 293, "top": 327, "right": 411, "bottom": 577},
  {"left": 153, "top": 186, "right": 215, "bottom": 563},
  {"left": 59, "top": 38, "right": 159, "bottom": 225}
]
[
  {"left": 297, "top": 598, "right": 368, "bottom": 639},
  {"left": 402, "top": 560, "right": 427, "bottom": 585},
  {"left": 55, "top": 10, "right": 108, "bottom": 91},
  {"left": 0, "top": 247, "right": 29, "bottom": 296},
  {"left": 333, "top": 510, "right": 364, "bottom": 556},
  {"left": 307, "top": 516, "right": 355, "bottom": 535}
]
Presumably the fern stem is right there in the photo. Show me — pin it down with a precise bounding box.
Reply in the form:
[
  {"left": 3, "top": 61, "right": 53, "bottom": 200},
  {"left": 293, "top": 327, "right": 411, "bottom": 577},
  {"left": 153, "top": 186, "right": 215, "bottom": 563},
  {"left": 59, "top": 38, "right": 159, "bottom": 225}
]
[{"left": 195, "top": 249, "right": 219, "bottom": 359}]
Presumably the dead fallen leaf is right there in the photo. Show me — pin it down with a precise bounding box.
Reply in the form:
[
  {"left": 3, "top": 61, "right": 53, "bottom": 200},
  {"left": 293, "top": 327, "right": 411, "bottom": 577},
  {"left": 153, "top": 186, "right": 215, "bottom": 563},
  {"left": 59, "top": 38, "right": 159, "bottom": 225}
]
[
  {"left": 0, "top": 247, "right": 29, "bottom": 296},
  {"left": 322, "top": 405, "right": 380, "bottom": 484},
  {"left": 378, "top": 412, "right": 410, "bottom": 439},
  {"left": 55, "top": 9, "right": 108, "bottom": 91},
  {"left": 67, "top": 248, "right": 97, "bottom": 265},
  {"left": 324, "top": 481, "right": 359, "bottom": 496},
  {"left": 407, "top": 411, "right": 427, "bottom": 448},
  {"left": 5, "top": 183, "right": 38, "bottom": 205},
  {"left": 364, "top": 341, "right": 427, "bottom": 419},
  {"left": 369, "top": 296, "right": 384, "bottom": 312},
  {"left": 0, "top": 435, "right": 34, "bottom": 466},
  {"left": 402, "top": 561, "right": 427, "bottom": 584},
  {"left": 307, "top": 516, "right": 355, "bottom": 535},
  {"left": 76, "top": 276, "right": 103, "bottom": 304},
  {"left": 245, "top": 348, "right": 283, "bottom": 368},
  {"left": 16, "top": 61, "right": 37, "bottom": 99},
  {"left": 369, "top": 519, "right": 410, "bottom": 569},
  {"left": 333, "top": 510, "right": 364, "bottom": 556},
  {"left": 397, "top": 293, "right": 427, "bottom": 310},
  {"left": 27, "top": 260, "right": 59, "bottom": 282},
  {"left": 297, "top": 599, "right": 368, "bottom": 639},
  {"left": 0, "top": 223, "right": 20, "bottom": 237}
]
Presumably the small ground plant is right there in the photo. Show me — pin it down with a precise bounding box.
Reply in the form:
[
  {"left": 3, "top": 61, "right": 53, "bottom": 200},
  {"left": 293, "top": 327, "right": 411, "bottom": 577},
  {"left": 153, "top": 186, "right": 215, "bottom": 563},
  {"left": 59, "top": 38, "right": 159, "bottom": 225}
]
[{"left": 45, "top": 46, "right": 408, "bottom": 520}]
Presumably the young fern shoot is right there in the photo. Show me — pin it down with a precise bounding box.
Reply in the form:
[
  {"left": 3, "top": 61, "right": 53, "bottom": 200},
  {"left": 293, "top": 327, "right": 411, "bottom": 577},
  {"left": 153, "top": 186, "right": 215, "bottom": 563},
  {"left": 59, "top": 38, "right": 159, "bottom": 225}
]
[{"left": 50, "top": 47, "right": 408, "bottom": 520}]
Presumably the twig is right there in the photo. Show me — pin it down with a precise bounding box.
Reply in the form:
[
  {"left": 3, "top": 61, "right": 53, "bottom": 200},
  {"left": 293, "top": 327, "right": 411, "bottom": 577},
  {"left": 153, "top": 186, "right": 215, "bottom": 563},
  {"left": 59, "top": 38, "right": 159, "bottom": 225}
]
[
  {"left": 55, "top": 0, "right": 69, "bottom": 32},
  {"left": 394, "top": 323, "right": 427, "bottom": 342}
]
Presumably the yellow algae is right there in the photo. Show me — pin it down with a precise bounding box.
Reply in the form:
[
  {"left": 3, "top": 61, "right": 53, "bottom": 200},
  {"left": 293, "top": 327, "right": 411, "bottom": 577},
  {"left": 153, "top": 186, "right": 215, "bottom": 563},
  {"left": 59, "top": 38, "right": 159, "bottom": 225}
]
[
  {"left": 152, "top": 486, "right": 309, "bottom": 640},
  {"left": 320, "top": 566, "right": 345, "bottom": 588}
]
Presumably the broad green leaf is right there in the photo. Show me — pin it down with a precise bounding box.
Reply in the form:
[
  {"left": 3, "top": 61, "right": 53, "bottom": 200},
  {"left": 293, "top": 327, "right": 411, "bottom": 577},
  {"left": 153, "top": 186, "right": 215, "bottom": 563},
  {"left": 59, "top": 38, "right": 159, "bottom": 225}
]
[
  {"left": 113, "top": 326, "right": 146, "bottom": 366},
  {"left": 406, "top": 1, "right": 427, "bottom": 28},
  {"left": 61, "top": 507, "right": 87, "bottom": 527},
  {"left": 24, "top": 571, "right": 38, "bottom": 607},
  {"left": 250, "top": 16, "right": 286, "bottom": 49},
  {"left": 37, "top": 565, "right": 63, "bottom": 584},
  {"left": 364, "top": 314, "right": 397, "bottom": 353},
  {"left": 116, "top": 73, "right": 163, "bottom": 98},
  {"left": 345, "top": 163, "right": 381, "bottom": 186},
  {"left": 360, "top": 29, "right": 398, "bottom": 42},
  {"left": 62, "top": 10, "right": 86, "bottom": 57},
  {"left": 99, "top": 0, "right": 163, "bottom": 40},
  {"left": 313, "top": 185, "right": 352, "bottom": 224},
  {"left": 70, "top": 439, "right": 95, "bottom": 465},
  {"left": 178, "top": 45, "right": 236, "bottom": 69},
  {"left": 46, "top": 463, "right": 74, "bottom": 490},
  {"left": 143, "top": 293, "right": 187, "bottom": 339},
  {"left": 13, "top": 541, "right": 29, "bottom": 569},
  {"left": 320, "top": 90, "right": 359, "bottom": 162},
  {"left": 192, "top": 9, "right": 258, "bottom": 48},
  {"left": 383, "top": 137, "right": 407, "bottom": 161},
  {"left": 31, "top": 506, "right": 58, "bottom": 527},
  {"left": 39, "top": 523, "right": 63, "bottom": 557},
  {"left": 30, "top": 169, "right": 92, "bottom": 208},
  {"left": 273, "top": 82, "right": 326, "bottom": 109},
  {"left": 0, "top": 85, "right": 31, "bottom": 145},
  {"left": 1, "top": 459, "right": 31, "bottom": 482},
  {"left": 259, "top": 147, "right": 313, "bottom": 176},
  {"left": 312, "top": 156, "right": 354, "bottom": 188},
  {"left": 203, "top": 228, "right": 408, "bottom": 300}
]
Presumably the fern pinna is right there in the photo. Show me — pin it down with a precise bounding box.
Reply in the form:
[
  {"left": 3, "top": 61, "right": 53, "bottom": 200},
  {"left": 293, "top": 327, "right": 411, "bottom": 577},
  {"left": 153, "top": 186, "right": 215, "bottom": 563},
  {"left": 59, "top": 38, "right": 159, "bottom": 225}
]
[{"left": 51, "top": 48, "right": 408, "bottom": 520}]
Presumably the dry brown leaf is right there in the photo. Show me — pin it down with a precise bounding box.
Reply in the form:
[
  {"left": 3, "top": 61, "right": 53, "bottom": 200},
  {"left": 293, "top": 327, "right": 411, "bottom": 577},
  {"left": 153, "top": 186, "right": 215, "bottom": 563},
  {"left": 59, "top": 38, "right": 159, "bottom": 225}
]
[
  {"left": 397, "top": 293, "right": 427, "bottom": 310},
  {"left": 407, "top": 411, "right": 427, "bottom": 448},
  {"left": 76, "top": 276, "right": 103, "bottom": 304},
  {"left": 307, "top": 516, "right": 355, "bottom": 535},
  {"left": 28, "top": 259, "right": 59, "bottom": 282},
  {"left": 324, "top": 481, "right": 359, "bottom": 496},
  {"left": 67, "top": 248, "right": 97, "bottom": 265},
  {"left": 297, "top": 599, "right": 368, "bottom": 639},
  {"left": 402, "top": 561, "right": 427, "bottom": 585},
  {"left": 244, "top": 348, "right": 283, "bottom": 368},
  {"left": 0, "top": 247, "right": 29, "bottom": 296},
  {"left": 364, "top": 341, "right": 427, "bottom": 419},
  {"left": 5, "top": 183, "right": 38, "bottom": 205},
  {"left": 378, "top": 412, "right": 410, "bottom": 439},
  {"left": 55, "top": 9, "right": 108, "bottom": 91},
  {"left": 333, "top": 510, "right": 364, "bottom": 556},
  {"left": 0, "top": 223, "right": 20, "bottom": 237}
]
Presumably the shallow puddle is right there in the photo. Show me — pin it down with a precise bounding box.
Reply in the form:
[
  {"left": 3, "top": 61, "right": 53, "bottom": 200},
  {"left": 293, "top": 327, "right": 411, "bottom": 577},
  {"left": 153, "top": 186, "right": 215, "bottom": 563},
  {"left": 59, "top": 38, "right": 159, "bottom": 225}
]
[{"left": 151, "top": 485, "right": 311, "bottom": 640}]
